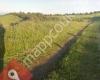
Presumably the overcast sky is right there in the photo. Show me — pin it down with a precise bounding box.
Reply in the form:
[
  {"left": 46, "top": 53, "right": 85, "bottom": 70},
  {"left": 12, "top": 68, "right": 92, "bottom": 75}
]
[{"left": 0, "top": 0, "right": 100, "bottom": 14}]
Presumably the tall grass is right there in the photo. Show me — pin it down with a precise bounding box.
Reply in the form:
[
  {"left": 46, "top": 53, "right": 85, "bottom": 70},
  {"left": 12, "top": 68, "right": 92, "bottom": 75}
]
[
  {"left": 45, "top": 20, "right": 100, "bottom": 80},
  {"left": 0, "top": 13, "right": 89, "bottom": 67}
]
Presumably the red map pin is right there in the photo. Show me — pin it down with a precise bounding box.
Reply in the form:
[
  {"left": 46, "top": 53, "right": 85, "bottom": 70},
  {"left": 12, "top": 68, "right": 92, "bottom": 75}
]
[{"left": 0, "top": 59, "right": 32, "bottom": 80}]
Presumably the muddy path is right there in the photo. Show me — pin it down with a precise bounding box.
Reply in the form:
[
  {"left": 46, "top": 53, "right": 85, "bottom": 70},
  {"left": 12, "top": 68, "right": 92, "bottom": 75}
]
[{"left": 31, "top": 22, "right": 93, "bottom": 80}]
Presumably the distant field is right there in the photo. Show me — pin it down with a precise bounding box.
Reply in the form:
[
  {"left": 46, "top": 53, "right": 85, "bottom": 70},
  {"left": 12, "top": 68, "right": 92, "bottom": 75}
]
[
  {"left": 0, "top": 13, "right": 90, "bottom": 67},
  {"left": 45, "top": 16, "right": 100, "bottom": 80}
]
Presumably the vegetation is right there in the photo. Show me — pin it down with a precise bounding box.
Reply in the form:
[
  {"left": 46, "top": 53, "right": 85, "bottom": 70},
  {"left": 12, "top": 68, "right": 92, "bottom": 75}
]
[
  {"left": 44, "top": 16, "right": 100, "bottom": 80},
  {"left": 0, "top": 13, "right": 90, "bottom": 67},
  {"left": 0, "top": 12, "right": 100, "bottom": 80}
]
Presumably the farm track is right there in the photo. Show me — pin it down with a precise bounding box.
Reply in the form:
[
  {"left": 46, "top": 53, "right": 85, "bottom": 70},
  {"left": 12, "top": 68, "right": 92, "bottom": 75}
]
[{"left": 31, "top": 22, "right": 93, "bottom": 80}]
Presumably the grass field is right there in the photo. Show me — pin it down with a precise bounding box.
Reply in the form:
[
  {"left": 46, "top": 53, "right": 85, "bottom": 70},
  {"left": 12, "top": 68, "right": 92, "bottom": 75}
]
[
  {"left": 0, "top": 12, "right": 100, "bottom": 80},
  {"left": 0, "top": 13, "right": 90, "bottom": 67},
  {"left": 44, "top": 16, "right": 100, "bottom": 80}
]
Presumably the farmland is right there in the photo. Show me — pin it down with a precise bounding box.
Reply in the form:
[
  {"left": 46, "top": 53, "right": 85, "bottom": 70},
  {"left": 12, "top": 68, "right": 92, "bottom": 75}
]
[
  {"left": 45, "top": 15, "right": 100, "bottom": 80},
  {"left": 0, "top": 13, "right": 88, "bottom": 65},
  {"left": 0, "top": 12, "right": 100, "bottom": 80}
]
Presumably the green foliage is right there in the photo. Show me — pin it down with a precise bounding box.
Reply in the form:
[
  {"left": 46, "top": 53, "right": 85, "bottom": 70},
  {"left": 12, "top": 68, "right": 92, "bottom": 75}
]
[
  {"left": 45, "top": 20, "right": 100, "bottom": 80},
  {"left": 0, "top": 13, "right": 91, "bottom": 68}
]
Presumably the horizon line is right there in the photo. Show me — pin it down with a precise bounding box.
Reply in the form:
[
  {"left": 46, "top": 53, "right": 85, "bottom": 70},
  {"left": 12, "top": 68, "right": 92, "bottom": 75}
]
[{"left": 0, "top": 10, "right": 100, "bottom": 15}]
